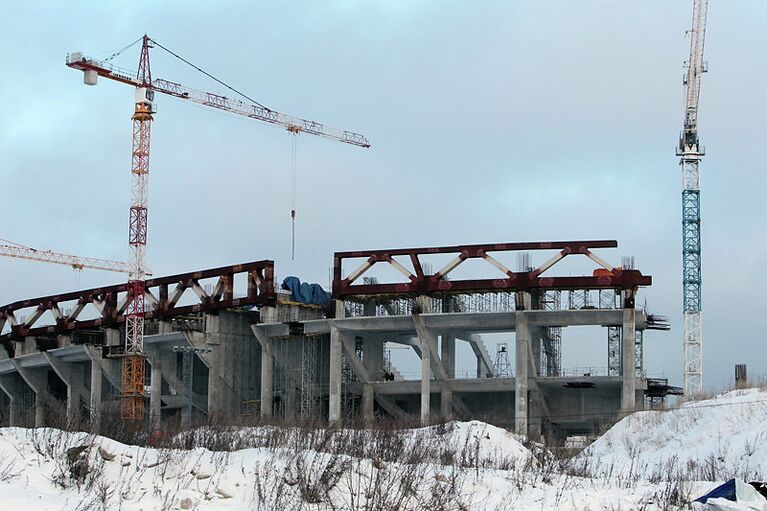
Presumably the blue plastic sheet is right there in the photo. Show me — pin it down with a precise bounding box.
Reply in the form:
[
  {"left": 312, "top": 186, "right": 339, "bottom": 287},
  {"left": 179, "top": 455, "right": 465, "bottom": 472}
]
[
  {"left": 695, "top": 479, "right": 737, "bottom": 503},
  {"left": 281, "top": 276, "right": 330, "bottom": 306}
]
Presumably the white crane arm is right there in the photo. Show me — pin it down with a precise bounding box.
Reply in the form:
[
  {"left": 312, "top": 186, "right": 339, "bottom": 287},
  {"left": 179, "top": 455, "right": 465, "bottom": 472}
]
[{"left": 0, "top": 241, "right": 131, "bottom": 273}]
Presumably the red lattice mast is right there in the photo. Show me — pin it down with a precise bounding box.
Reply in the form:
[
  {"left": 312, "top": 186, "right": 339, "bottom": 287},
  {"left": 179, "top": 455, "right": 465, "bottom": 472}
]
[{"left": 121, "top": 35, "right": 154, "bottom": 421}]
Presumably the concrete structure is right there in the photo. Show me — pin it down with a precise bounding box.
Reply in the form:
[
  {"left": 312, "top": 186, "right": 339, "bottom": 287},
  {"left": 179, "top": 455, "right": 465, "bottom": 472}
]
[{"left": 0, "top": 241, "right": 670, "bottom": 443}]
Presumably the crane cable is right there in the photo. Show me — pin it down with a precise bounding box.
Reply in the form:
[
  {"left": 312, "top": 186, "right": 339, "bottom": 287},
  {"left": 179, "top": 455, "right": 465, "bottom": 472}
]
[
  {"left": 145, "top": 37, "right": 303, "bottom": 259},
  {"left": 291, "top": 133, "right": 298, "bottom": 260},
  {"left": 149, "top": 38, "right": 271, "bottom": 111},
  {"left": 101, "top": 36, "right": 144, "bottom": 62}
]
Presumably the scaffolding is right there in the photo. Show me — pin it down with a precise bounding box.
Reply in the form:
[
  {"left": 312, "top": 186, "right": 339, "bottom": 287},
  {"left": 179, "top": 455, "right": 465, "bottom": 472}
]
[
  {"left": 607, "top": 326, "right": 622, "bottom": 376},
  {"left": 272, "top": 337, "right": 301, "bottom": 419},
  {"left": 345, "top": 291, "right": 517, "bottom": 318},
  {"left": 568, "top": 289, "right": 591, "bottom": 309},
  {"left": 340, "top": 338, "right": 362, "bottom": 421},
  {"left": 607, "top": 325, "right": 645, "bottom": 378},
  {"left": 300, "top": 336, "right": 321, "bottom": 420},
  {"left": 539, "top": 290, "right": 562, "bottom": 377},
  {"left": 494, "top": 342, "right": 512, "bottom": 378}
]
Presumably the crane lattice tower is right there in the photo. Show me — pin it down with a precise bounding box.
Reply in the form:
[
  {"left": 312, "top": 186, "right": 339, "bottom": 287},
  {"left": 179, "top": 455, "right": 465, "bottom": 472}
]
[{"left": 678, "top": 0, "right": 708, "bottom": 396}]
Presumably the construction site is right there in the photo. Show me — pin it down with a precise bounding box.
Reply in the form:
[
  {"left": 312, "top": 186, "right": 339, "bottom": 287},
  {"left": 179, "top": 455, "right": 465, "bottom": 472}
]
[{"left": 0, "top": 0, "right": 737, "bottom": 446}]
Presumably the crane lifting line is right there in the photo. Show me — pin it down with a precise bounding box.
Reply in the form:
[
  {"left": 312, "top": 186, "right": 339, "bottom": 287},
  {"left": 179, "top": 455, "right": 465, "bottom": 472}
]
[{"left": 291, "top": 132, "right": 298, "bottom": 260}]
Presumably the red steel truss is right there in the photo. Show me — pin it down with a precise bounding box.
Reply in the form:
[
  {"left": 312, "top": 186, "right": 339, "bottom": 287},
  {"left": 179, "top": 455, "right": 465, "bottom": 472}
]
[
  {"left": 0, "top": 260, "right": 274, "bottom": 352},
  {"left": 333, "top": 240, "right": 651, "bottom": 298}
]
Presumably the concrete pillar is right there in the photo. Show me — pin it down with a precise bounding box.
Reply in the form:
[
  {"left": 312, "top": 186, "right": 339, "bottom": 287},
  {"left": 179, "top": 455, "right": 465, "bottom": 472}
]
[
  {"left": 260, "top": 338, "right": 273, "bottom": 418},
  {"left": 90, "top": 358, "right": 102, "bottom": 433},
  {"left": 13, "top": 363, "right": 50, "bottom": 427},
  {"left": 363, "top": 337, "right": 384, "bottom": 381},
  {"left": 528, "top": 394, "right": 542, "bottom": 442},
  {"left": 621, "top": 306, "right": 637, "bottom": 412},
  {"left": 44, "top": 354, "right": 85, "bottom": 428},
  {"left": 86, "top": 347, "right": 122, "bottom": 427},
  {"left": 260, "top": 306, "right": 279, "bottom": 324},
  {"left": 440, "top": 332, "right": 455, "bottom": 419},
  {"left": 149, "top": 349, "right": 162, "bottom": 430},
  {"left": 0, "top": 374, "right": 26, "bottom": 426},
  {"left": 104, "top": 328, "right": 121, "bottom": 347},
  {"left": 515, "top": 291, "right": 531, "bottom": 438},
  {"left": 328, "top": 327, "right": 342, "bottom": 423},
  {"left": 441, "top": 334, "right": 455, "bottom": 379},
  {"left": 361, "top": 384, "right": 374, "bottom": 423},
  {"left": 285, "top": 384, "right": 298, "bottom": 420},
  {"left": 420, "top": 331, "right": 431, "bottom": 425},
  {"left": 440, "top": 387, "right": 453, "bottom": 420},
  {"left": 528, "top": 326, "right": 542, "bottom": 441},
  {"left": 158, "top": 320, "right": 174, "bottom": 334}
]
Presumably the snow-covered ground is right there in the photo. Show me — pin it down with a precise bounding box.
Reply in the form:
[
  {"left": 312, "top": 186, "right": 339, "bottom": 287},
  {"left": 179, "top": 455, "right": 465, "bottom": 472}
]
[
  {"left": 0, "top": 390, "right": 764, "bottom": 510},
  {"left": 578, "top": 387, "right": 767, "bottom": 482}
]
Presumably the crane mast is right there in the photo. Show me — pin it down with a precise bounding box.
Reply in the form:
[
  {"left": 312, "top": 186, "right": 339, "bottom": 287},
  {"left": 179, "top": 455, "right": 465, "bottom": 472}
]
[
  {"left": 678, "top": 0, "right": 708, "bottom": 396},
  {"left": 67, "top": 35, "right": 369, "bottom": 422},
  {"left": 119, "top": 35, "right": 153, "bottom": 421}
]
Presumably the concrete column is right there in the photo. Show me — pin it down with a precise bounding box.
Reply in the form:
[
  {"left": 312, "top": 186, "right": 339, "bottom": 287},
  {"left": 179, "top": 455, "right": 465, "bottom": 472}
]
[
  {"left": 361, "top": 383, "right": 374, "bottom": 423},
  {"left": 363, "top": 337, "right": 384, "bottom": 381},
  {"left": 515, "top": 291, "right": 531, "bottom": 438},
  {"left": 420, "top": 331, "right": 431, "bottom": 425},
  {"left": 0, "top": 374, "right": 26, "bottom": 426},
  {"left": 621, "top": 306, "right": 637, "bottom": 412},
  {"left": 260, "top": 338, "right": 273, "bottom": 418},
  {"left": 158, "top": 320, "right": 174, "bottom": 334},
  {"left": 329, "top": 327, "right": 342, "bottom": 423},
  {"left": 90, "top": 358, "right": 102, "bottom": 433},
  {"left": 44, "top": 354, "right": 85, "bottom": 428},
  {"left": 285, "top": 384, "right": 298, "bottom": 420},
  {"left": 415, "top": 296, "right": 433, "bottom": 425},
  {"left": 440, "top": 387, "right": 453, "bottom": 420},
  {"left": 441, "top": 334, "right": 455, "bottom": 420},
  {"left": 13, "top": 363, "right": 51, "bottom": 427},
  {"left": 335, "top": 300, "right": 345, "bottom": 319},
  {"left": 441, "top": 334, "right": 456, "bottom": 379},
  {"left": 528, "top": 326, "right": 542, "bottom": 441},
  {"left": 86, "top": 346, "right": 121, "bottom": 399},
  {"left": 149, "top": 349, "right": 162, "bottom": 430},
  {"left": 104, "top": 328, "right": 121, "bottom": 347}
]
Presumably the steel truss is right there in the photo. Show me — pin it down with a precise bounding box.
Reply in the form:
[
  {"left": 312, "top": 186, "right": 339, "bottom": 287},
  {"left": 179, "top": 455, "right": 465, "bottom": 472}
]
[
  {"left": 0, "top": 260, "right": 275, "bottom": 353},
  {"left": 333, "top": 240, "right": 650, "bottom": 300}
]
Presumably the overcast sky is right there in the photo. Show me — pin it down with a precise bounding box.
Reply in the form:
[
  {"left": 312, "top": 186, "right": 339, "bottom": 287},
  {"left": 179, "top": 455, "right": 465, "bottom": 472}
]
[{"left": 1, "top": 1, "right": 765, "bottom": 391}]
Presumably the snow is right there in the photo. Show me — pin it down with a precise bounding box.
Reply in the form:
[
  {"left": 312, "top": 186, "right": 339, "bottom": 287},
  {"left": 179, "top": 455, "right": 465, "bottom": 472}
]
[
  {"left": 0, "top": 392, "right": 765, "bottom": 510},
  {"left": 578, "top": 387, "right": 767, "bottom": 482}
]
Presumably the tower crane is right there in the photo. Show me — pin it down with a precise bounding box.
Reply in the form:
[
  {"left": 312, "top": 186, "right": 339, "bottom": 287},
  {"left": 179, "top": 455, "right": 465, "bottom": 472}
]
[
  {"left": 1, "top": 239, "right": 130, "bottom": 273},
  {"left": 677, "top": 0, "right": 708, "bottom": 396},
  {"left": 66, "top": 35, "right": 370, "bottom": 421}
]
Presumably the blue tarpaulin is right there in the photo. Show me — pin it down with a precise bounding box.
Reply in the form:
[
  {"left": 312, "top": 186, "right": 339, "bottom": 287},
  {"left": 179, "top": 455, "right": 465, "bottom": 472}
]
[
  {"left": 695, "top": 479, "right": 738, "bottom": 503},
  {"left": 281, "top": 276, "right": 330, "bottom": 306}
]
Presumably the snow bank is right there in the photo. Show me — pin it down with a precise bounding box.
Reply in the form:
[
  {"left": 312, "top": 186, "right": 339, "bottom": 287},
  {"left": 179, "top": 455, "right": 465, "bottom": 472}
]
[
  {"left": 579, "top": 387, "right": 767, "bottom": 481},
  {"left": 408, "top": 420, "right": 531, "bottom": 466}
]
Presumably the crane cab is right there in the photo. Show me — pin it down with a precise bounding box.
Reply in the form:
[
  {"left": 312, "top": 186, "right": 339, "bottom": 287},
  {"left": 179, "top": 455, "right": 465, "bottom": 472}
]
[{"left": 135, "top": 87, "right": 155, "bottom": 106}]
